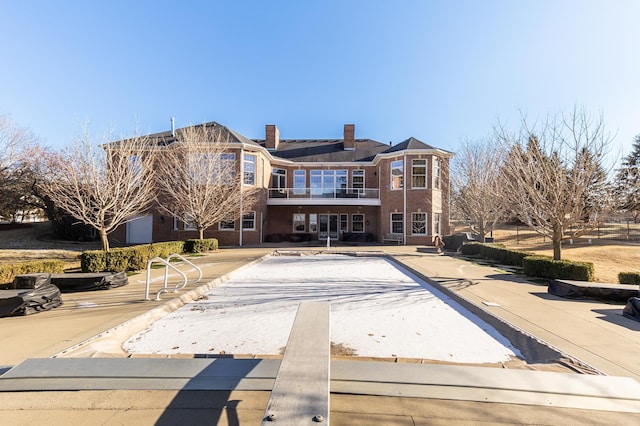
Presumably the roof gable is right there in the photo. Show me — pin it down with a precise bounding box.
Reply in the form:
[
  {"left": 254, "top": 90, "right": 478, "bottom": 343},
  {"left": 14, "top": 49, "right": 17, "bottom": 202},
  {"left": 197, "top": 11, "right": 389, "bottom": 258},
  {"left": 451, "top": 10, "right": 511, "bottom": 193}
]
[
  {"left": 384, "top": 137, "right": 436, "bottom": 153},
  {"left": 146, "top": 121, "right": 261, "bottom": 148}
]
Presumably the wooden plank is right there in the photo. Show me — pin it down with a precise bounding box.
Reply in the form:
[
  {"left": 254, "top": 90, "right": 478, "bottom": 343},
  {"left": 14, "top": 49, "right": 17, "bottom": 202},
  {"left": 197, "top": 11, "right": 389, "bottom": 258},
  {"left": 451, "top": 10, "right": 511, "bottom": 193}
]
[{"left": 262, "top": 301, "right": 330, "bottom": 425}]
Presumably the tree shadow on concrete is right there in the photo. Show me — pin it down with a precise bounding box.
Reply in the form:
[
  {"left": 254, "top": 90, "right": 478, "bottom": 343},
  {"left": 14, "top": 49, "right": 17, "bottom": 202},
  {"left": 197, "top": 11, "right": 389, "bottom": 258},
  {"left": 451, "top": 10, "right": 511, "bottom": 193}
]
[{"left": 154, "top": 357, "right": 271, "bottom": 425}]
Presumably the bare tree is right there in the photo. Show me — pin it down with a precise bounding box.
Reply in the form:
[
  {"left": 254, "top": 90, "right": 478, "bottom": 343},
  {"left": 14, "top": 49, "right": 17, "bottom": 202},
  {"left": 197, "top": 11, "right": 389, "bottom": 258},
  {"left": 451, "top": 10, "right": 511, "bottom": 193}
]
[
  {"left": 43, "top": 127, "right": 157, "bottom": 251},
  {"left": 451, "top": 139, "right": 507, "bottom": 242},
  {"left": 497, "top": 108, "right": 613, "bottom": 260},
  {"left": 154, "top": 124, "right": 259, "bottom": 239}
]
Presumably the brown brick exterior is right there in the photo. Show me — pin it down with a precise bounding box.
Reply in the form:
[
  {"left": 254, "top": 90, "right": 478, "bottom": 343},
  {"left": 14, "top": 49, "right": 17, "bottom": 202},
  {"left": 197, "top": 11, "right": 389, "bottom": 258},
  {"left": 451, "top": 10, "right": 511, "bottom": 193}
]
[{"left": 112, "top": 124, "right": 452, "bottom": 248}]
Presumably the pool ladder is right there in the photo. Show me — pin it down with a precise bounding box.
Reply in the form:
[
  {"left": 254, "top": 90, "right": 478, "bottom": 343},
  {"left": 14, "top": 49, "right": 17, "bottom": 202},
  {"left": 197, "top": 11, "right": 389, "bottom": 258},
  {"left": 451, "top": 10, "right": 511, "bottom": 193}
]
[{"left": 144, "top": 254, "right": 203, "bottom": 301}]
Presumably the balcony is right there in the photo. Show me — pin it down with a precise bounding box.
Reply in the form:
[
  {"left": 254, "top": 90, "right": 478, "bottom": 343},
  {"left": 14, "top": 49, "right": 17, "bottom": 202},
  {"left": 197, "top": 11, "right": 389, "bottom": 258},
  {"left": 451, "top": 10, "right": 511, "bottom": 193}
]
[{"left": 267, "top": 188, "right": 381, "bottom": 206}]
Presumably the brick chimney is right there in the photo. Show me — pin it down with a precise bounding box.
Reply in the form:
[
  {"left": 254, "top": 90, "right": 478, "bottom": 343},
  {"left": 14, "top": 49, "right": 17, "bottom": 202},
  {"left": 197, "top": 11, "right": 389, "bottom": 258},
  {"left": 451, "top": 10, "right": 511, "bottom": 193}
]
[
  {"left": 265, "top": 124, "right": 279, "bottom": 150},
  {"left": 344, "top": 124, "right": 355, "bottom": 150}
]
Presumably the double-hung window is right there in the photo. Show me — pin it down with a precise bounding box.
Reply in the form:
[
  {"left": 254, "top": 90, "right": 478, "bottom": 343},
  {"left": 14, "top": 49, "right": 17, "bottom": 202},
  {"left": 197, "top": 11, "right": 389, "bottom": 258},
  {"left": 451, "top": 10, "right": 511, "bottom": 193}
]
[
  {"left": 391, "top": 213, "right": 403, "bottom": 233},
  {"left": 352, "top": 214, "right": 365, "bottom": 233},
  {"left": 340, "top": 214, "right": 348, "bottom": 232},
  {"left": 243, "top": 154, "right": 256, "bottom": 186},
  {"left": 219, "top": 219, "right": 235, "bottom": 231},
  {"left": 183, "top": 214, "right": 197, "bottom": 231},
  {"left": 352, "top": 169, "right": 364, "bottom": 194},
  {"left": 433, "top": 157, "right": 441, "bottom": 189},
  {"left": 391, "top": 160, "right": 403, "bottom": 190},
  {"left": 242, "top": 212, "right": 256, "bottom": 230},
  {"left": 412, "top": 159, "right": 427, "bottom": 188},
  {"left": 433, "top": 213, "right": 442, "bottom": 235}
]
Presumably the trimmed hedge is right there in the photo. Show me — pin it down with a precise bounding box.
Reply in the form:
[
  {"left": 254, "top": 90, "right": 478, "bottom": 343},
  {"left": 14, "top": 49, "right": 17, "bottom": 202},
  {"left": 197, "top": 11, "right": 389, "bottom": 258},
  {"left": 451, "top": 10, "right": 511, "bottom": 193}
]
[
  {"left": 461, "top": 242, "right": 594, "bottom": 281},
  {"left": 460, "top": 242, "right": 535, "bottom": 267},
  {"left": 149, "top": 241, "right": 187, "bottom": 258},
  {"left": 0, "top": 260, "right": 66, "bottom": 287},
  {"left": 523, "top": 256, "right": 595, "bottom": 281},
  {"left": 185, "top": 238, "right": 218, "bottom": 253},
  {"left": 479, "top": 244, "right": 537, "bottom": 267},
  {"left": 619, "top": 272, "right": 640, "bottom": 285},
  {"left": 81, "top": 241, "right": 187, "bottom": 273},
  {"left": 460, "top": 242, "right": 483, "bottom": 255}
]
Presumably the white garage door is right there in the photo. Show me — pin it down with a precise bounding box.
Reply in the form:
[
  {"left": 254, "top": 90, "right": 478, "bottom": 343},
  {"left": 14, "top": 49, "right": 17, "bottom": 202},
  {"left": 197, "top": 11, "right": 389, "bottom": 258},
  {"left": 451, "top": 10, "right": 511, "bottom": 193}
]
[{"left": 126, "top": 215, "right": 153, "bottom": 244}]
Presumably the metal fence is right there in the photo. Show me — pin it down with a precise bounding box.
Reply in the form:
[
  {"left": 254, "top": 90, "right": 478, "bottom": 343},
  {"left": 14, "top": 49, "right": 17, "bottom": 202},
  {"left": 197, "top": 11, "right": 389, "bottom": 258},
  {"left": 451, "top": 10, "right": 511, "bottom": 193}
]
[
  {"left": 572, "top": 221, "right": 640, "bottom": 241},
  {"left": 453, "top": 220, "right": 640, "bottom": 243}
]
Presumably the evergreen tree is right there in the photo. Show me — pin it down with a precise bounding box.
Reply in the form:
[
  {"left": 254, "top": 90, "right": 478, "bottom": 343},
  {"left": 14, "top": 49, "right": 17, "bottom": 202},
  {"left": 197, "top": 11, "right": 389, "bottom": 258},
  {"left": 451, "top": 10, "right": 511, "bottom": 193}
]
[{"left": 614, "top": 135, "right": 640, "bottom": 222}]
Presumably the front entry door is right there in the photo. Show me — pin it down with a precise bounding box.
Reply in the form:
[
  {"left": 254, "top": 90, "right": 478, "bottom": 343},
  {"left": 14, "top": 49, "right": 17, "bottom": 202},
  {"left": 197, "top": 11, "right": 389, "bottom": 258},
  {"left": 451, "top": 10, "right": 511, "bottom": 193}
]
[{"left": 318, "top": 214, "right": 339, "bottom": 240}]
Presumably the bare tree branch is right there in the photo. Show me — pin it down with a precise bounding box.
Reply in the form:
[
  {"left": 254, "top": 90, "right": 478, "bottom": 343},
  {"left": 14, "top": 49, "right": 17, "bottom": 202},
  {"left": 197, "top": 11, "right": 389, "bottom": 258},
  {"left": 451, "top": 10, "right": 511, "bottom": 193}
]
[
  {"left": 497, "top": 107, "right": 614, "bottom": 260},
  {"left": 154, "top": 124, "right": 259, "bottom": 239},
  {"left": 43, "top": 126, "right": 157, "bottom": 251},
  {"left": 451, "top": 138, "right": 507, "bottom": 242}
]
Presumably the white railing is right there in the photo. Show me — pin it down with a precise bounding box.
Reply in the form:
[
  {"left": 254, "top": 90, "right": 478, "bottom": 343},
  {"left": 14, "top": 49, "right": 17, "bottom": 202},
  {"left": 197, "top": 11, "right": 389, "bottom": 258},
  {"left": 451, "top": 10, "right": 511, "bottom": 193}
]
[
  {"left": 144, "top": 254, "right": 202, "bottom": 301},
  {"left": 268, "top": 187, "right": 379, "bottom": 200}
]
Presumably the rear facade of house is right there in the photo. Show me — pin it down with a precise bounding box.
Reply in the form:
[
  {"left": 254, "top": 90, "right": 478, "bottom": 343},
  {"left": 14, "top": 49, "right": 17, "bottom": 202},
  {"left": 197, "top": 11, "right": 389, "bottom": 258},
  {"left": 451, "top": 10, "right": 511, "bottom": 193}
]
[{"left": 113, "top": 122, "right": 453, "bottom": 247}]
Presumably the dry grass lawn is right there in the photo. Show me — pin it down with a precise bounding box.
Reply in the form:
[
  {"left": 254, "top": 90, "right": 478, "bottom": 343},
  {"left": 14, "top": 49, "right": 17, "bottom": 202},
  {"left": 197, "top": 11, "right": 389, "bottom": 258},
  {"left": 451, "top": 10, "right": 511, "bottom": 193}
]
[
  {"left": 491, "top": 225, "right": 640, "bottom": 283},
  {"left": 0, "top": 222, "right": 100, "bottom": 270}
]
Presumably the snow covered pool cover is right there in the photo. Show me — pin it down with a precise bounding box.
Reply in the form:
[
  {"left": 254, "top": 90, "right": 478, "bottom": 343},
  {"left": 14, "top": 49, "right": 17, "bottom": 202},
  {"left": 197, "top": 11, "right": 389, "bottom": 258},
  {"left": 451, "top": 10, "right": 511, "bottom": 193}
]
[{"left": 123, "top": 254, "right": 522, "bottom": 363}]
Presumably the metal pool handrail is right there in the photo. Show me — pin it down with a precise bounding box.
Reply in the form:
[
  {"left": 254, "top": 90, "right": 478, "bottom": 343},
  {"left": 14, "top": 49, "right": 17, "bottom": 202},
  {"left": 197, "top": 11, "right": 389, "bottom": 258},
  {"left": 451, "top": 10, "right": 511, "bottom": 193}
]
[
  {"left": 144, "top": 254, "right": 202, "bottom": 301},
  {"left": 166, "top": 253, "right": 203, "bottom": 284}
]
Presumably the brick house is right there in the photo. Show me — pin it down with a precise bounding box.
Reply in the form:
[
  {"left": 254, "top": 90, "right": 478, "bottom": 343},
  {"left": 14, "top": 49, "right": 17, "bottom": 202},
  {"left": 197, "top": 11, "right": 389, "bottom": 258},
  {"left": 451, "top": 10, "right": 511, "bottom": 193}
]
[{"left": 112, "top": 122, "right": 453, "bottom": 246}]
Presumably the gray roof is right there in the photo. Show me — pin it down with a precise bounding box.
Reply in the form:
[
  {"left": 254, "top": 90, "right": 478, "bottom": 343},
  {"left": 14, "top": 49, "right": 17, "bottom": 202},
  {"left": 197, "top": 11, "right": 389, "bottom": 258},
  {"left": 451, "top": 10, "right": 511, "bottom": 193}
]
[
  {"left": 255, "top": 135, "right": 450, "bottom": 163},
  {"left": 384, "top": 137, "right": 436, "bottom": 152},
  {"left": 254, "top": 138, "right": 390, "bottom": 162},
  {"left": 136, "top": 121, "right": 449, "bottom": 161},
  {"left": 146, "top": 121, "right": 262, "bottom": 148}
]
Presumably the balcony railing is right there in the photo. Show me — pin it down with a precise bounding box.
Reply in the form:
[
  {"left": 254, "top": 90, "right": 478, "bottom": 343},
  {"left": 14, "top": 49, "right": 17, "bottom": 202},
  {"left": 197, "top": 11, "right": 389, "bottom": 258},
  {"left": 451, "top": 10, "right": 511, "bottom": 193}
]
[{"left": 267, "top": 188, "right": 380, "bottom": 205}]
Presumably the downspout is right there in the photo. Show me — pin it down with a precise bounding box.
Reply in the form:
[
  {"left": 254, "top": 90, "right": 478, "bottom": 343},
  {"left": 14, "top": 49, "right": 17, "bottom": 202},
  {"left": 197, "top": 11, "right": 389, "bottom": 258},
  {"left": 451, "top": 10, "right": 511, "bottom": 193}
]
[
  {"left": 378, "top": 164, "right": 381, "bottom": 241},
  {"left": 445, "top": 157, "right": 450, "bottom": 236},
  {"left": 403, "top": 152, "right": 407, "bottom": 245},
  {"left": 239, "top": 148, "right": 244, "bottom": 247},
  {"left": 260, "top": 211, "right": 263, "bottom": 243}
]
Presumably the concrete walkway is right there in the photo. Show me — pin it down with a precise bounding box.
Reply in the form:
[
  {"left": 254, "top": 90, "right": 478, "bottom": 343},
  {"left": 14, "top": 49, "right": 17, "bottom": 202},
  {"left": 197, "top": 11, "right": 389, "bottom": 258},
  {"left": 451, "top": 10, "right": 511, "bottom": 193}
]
[
  {"left": 0, "top": 247, "right": 273, "bottom": 367},
  {"left": 388, "top": 246, "right": 640, "bottom": 380},
  {"left": 1, "top": 245, "right": 639, "bottom": 425}
]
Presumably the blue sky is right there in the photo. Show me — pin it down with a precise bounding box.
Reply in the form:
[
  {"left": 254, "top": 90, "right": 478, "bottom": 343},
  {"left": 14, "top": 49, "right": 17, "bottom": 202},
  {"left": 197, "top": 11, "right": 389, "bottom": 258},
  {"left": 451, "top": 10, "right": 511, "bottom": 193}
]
[{"left": 2, "top": 0, "right": 639, "bottom": 159}]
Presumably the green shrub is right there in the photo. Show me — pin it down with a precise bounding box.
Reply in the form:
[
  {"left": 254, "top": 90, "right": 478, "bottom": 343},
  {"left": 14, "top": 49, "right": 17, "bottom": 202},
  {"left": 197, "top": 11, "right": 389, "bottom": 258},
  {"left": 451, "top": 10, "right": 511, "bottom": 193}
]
[
  {"left": 0, "top": 260, "right": 66, "bottom": 286},
  {"left": 150, "top": 241, "right": 186, "bottom": 258},
  {"left": 460, "top": 242, "right": 534, "bottom": 267},
  {"left": 619, "top": 272, "right": 640, "bottom": 285},
  {"left": 81, "top": 241, "right": 187, "bottom": 272},
  {"left": 480, "top": 244, "right": 537, "bottom": 266},
  {"left": 523, "top": 256, "right": 595, "bottom": 281},
  {"left": 460, "top": 242, "right": 482, "bottom": 255},
  {"left": 185, "top": 238, "right": 218, "bottom": 253},
  {"left": 105, "top": 248, "right": 135, "bottom": 272},
  {"left": 80, "top": 250, "right": 106, "bottom": 273}
]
